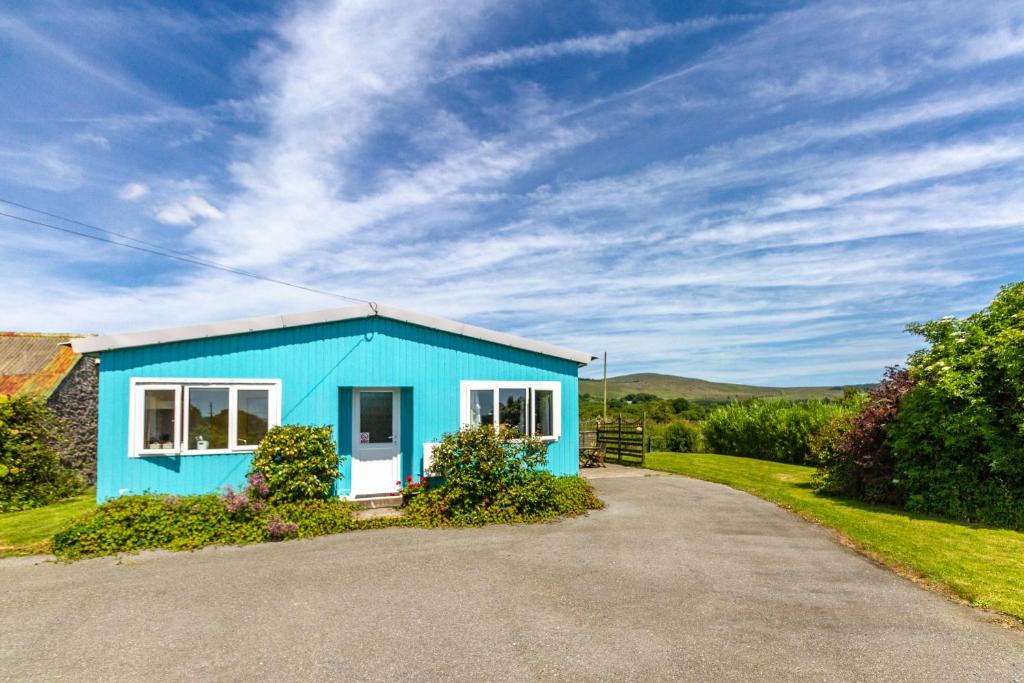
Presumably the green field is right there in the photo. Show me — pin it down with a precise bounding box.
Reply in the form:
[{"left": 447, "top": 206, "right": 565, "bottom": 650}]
[
  {"left": 580, "top": 372, "right": 870, "bottom": 401},
  {"left": 645, "top": 452, "right": 1024, "bottom": 622},
  {"left": 0, "top": 489, "right": 96, "bottom": 557}
]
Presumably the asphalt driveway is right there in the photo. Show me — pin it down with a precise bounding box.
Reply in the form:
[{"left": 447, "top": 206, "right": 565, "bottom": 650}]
[{"left": 1, "top": 471, "right": 1022, "bottom": 681}]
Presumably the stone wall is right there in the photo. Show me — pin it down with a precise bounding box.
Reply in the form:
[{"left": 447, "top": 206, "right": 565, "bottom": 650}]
[{"left": 47, "top": 356, "right": 98, "bottom": 482}]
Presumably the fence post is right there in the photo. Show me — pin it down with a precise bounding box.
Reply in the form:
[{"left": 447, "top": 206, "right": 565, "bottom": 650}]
[
  {"left": 617, "top": 415, "right": 622, "bottom": 464},
  {"left": 641, "top": 411, "right": 647, "bottom": 465}
]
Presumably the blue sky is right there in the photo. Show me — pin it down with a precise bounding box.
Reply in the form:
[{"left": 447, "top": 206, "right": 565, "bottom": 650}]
[{"left": 2, "top": 1, "right": 1024, "bottom": 386}]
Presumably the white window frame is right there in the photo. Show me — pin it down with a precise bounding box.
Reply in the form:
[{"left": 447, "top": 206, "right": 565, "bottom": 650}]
[
  {"left": 459, "top": 380, "right": 561, "bottom": 441},
  {"left": 128, "top": 378, "right": 281, "bottom": 457}
]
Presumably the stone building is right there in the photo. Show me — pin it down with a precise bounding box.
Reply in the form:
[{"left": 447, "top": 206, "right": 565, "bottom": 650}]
[{"left": 0, "top": 332, "right": 98, "bottom": 481}]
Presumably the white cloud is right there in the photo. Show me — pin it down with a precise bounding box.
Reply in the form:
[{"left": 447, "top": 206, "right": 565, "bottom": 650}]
[
  {"left": 6, "top": 0, "right": 1024, "bottom": 386},
  {"left": 155, "top": 195, "right": 224, "bottom": 225},
  {"left": 117, "top": 182, "right": 149, "bottom": 200},
  {"left": 445, "top": 16, "right": 751, "bottom": 76}
]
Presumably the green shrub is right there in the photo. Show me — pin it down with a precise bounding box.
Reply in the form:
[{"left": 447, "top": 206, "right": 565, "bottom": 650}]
[
  {"left": 403, "top": 471, "right": 602, "bottom": 526},
  {"left": 52, "top": 424, "right": 604, "bottom": 559},
  {"left": 885, "top": 282, "right": 1024, "bottom": 527},
  {"left": 703, "top": 398, "right": 861, "bottom": 464},
  {"left": 415, "top": 424, "right": 602, "bottom": 524},
  {"left": 249, "top": 425, "right": 340, "bottom": 502},
  {"left": 0, "top": 395, "right": 83, "bottom": 512},
  {"left": 427, "top": 424, "right": 547, "bottom": 514},
  {"left": 812, "top": 368, "right": 914, "bottom": 503},
  {"left": 808, "top": 413, "right": 857, "bottom": 495},
  {"left": 658, "top": 420, "right": 703, "bottom": 453},
  {"left": 51, "top": 493, "right": 361, "bottom": 560}
]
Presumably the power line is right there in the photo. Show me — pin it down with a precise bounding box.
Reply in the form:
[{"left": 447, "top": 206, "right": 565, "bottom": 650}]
[
  {"left": 0, "top": 197, "right": 198, "bottom": 260},
  {"left": 0, "top": 206, "right": 372, "bottom": 306}
]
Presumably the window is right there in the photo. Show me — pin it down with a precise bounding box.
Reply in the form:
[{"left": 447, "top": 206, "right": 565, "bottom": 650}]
[
  {"left": 130, "top": 379, "right": 280, "bottom": 456},
  {"left": 140, "top": 387, "right": 180, "bottom": 452},
  {"left": 358, "top": 391, "right": 394, "bottom": 444},
  {"left": 460, "top": 381, "right": 561, "bottom": 440},
  {"left": 236, "top": 389, "right": 270, "bottom": 446},
  {"left": 498, "top": 388, "right": 526, "bottom": 432},
  {"left": 187, "top": 387, "right": 229, "bottom": 450}
]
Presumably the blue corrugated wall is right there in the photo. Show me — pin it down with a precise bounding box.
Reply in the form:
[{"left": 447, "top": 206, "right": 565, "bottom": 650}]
[{"left": 94, "top": 316, "right": 581, "bottom": 501}]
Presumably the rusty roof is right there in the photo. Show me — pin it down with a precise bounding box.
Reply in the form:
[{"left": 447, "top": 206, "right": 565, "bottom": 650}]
[{"left": 0, "top": 333, "right": 89, "bottom": 399}]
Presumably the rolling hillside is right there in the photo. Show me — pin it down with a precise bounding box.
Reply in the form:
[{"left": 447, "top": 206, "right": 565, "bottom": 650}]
[{"left": 579, "top": 373, "right": 869, "bottom": 402}]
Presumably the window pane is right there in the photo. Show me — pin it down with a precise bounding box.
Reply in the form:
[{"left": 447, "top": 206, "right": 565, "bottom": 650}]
[
  {"left": 498, "top": 388, "right": 526, "bottom": 434},
  {"left": 359, "top": 392, "right": 393, "bottom": 444},
  {"left": 534, "top": 389, "right": 554, "bottom": 437},
  {"left": 469, "top": 389, "right": 494, "bottom": 427},
  {"left": 188, "top": 388, "right": 229, "bottom": 450},
  {"left": 236, "top": 389, "right": 269, "bottom": 447},
  {"left": 143, "top": 389, "right": 176, "bottom": 450}
]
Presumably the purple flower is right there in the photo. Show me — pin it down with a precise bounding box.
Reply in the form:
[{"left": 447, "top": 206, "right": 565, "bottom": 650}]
[
  {"left": 222, "top": 489, "right": 250, "bottom": 513},
  {"left": 245, "top": 472, "right": 270, "bottom": 499},
  {"left": 265, "top": 515, "right": 298, "bottom": 541}
]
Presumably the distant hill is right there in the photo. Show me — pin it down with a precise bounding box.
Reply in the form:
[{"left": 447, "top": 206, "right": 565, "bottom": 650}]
[{"left": 579, "top": 372, "right": 871, "bottom": 402}]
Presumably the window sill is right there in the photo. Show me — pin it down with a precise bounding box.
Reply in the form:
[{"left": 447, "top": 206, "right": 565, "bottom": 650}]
[{"left": 132, "top": 448, "right": 258, "bottom": 458}]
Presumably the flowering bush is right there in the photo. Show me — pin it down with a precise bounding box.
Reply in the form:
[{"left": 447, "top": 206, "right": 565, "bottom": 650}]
[
  {"left": 249, "top": 425, "right": 340, "bottom": 502},
  {"left": 221, "top": 473, "right": 270, "bottom": 515},
  {"left": 399, "top": 474, "right": 429, "bottom": 500},
  {"left": 51, "top": 491, "right": 361, "bottom": 559},
  {"left": 265, "top": 514, "right": 298, "bottom": 541},
  {"left": 888, "top": 282, "right": 1024, "bottom": 527},
  {"left": 408, "top": 424, "right": 602, "bottom": 525}
]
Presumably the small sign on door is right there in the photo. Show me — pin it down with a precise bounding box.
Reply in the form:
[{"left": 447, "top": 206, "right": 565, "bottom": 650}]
[{"left": 359, "top": 432, "right": 370, "bottom": 444}]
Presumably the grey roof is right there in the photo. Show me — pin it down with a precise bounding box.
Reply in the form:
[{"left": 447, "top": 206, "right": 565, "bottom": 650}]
[{"left": 69, "top": 304, "right": 595, "bottom": 366}]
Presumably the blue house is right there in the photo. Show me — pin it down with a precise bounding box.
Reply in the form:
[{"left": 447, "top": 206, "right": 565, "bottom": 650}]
[{"left": 70, "top": 305, "right": 594, "bottom": 502}]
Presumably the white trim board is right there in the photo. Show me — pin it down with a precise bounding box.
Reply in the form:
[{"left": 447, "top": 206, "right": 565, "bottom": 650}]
[
  {"left": 459, "top": 380, "right": 562, "bottom": 441},
  {"left": 70, "top": 304, "right": 595, "bottom": 366},
  {"left": 127, "top": 378, "right": 282, "bottom": 458}
]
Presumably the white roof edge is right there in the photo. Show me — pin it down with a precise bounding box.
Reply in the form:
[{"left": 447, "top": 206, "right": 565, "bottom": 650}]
[{"left": 69, "top": 303, "right": 595, "bottom": 365}]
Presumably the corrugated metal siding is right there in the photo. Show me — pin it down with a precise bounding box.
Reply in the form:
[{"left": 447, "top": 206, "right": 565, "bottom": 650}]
[{"left": 95, "top": 316, "right": 580, "bottom": 500}]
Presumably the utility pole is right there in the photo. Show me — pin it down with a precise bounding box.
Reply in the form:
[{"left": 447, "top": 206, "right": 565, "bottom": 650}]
[{"left": 602, "top": 351, "right": 608, "bottom": 421}]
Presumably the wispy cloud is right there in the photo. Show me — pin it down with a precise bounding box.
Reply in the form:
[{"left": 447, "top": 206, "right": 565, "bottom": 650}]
[
  {"left": 0, "top": 13, "right": 167, "bottom": 107},
  {"left": 3, "top": 0, "right": 1024, "bottom": 385},
  {"left": 445, "top": 15, "right": 754, "bottom": 76}
]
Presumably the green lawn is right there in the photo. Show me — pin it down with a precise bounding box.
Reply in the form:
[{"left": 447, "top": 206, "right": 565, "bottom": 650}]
[
  {"left": 0, "top": 489, "right": 96, "bottom": 557},
  {"left": 645, "top": 452, "right": 1024, "bottom": 622}
]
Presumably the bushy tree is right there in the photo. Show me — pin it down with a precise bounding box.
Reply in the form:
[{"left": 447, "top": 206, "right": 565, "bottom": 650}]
[
  {"left": 888, "top": 282, "right": 1024, "bottom": 525},
  {"left": 812, "top": 368, "right": 913, "bottom": 502},
  {"left": 0, "top": 395, "right": 82, "bottom": 511}
]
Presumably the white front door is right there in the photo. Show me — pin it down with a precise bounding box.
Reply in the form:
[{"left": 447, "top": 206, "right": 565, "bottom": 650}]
[{"left": 351, "top": 388, "right": 400, "bottom": 497}]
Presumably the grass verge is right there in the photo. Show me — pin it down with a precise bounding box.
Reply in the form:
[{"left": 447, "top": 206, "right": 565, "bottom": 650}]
[
  {"left": 646, "top": 452, "right": 1024, "bottom": 623},
  {"left": 0, "top": 488, "right": 96, "bottom": 557}
]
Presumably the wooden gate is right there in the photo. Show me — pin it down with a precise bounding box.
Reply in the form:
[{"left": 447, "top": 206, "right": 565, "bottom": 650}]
[{"left": 582, "top": 414, "right": 647, "bottom": 466}]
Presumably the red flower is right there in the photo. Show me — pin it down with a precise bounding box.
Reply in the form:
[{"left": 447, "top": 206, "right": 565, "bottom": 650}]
[
  {"left": 406, "top": 475, "right": 413, "bottom": 482},
  {"left": 395, "top": 480, "right": 401, "bottom": 486}
]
